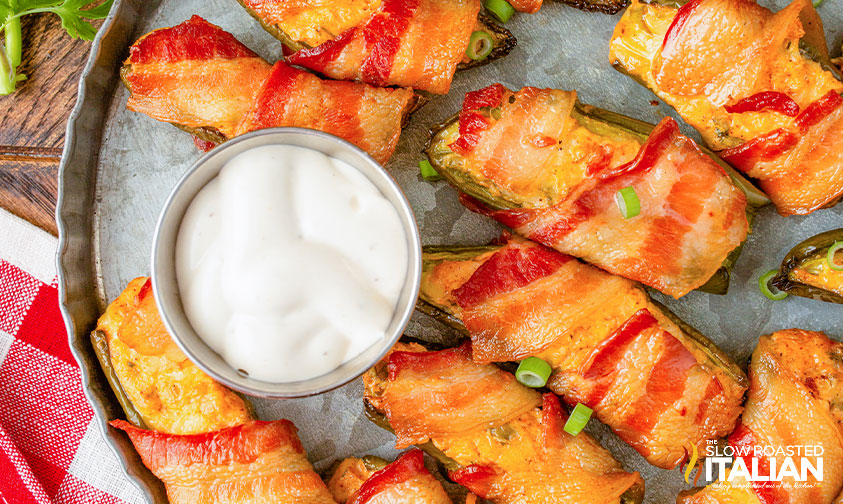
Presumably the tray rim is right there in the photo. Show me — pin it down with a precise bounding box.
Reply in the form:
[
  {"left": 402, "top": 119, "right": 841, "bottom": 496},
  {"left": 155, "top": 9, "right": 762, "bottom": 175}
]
[{"left": 56, "top": 1, "right": 166, "bottom": 502}]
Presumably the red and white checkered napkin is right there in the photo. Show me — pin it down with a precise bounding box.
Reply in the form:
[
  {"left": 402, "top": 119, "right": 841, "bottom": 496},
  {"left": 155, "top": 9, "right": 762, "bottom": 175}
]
[{"left": 0, "top": 209, "right": 144, "bottom": 504}]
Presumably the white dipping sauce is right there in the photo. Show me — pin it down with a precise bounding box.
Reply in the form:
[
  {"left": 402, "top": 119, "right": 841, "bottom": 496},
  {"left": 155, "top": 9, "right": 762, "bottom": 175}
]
[{"left": 175, "top": 145, "right": 408, "bottom": 383}]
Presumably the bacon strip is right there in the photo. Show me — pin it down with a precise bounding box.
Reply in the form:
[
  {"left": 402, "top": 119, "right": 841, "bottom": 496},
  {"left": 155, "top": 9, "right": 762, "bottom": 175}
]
[
  {"left": 795, "top": 90, "right": 843, "bottom": 133},
  {"left": 450, "top": 85, "right": 577, "bottom": 186},
  {"left": 447, "top": 395, "right": 594, "bottom": 499},
  {"left": 234, "top": 61, "right": 415, "bottom": 164},
  {"left": 579, "top": 309, "right": 659, "bottom": 406},
  {"left": 129, "top": 15, "right": 258, "bottom": 64},
  {"left": 458, "top": 116, "right": 748, "bottom": 298},
  {"left": 613, "top": 326, "right": 697, "bottom": 454},
  {"left": 422, "top": 237, "right": 747, "bottom": 469},
  {"left": 449, "top": 465, "right": 498, "bottom": 499},
  {"left": 450, "top": 84, "right": 508, "bottom": 156},
  {"left": 454, "top": 242, "right": 571, "bottom": 309},
  {"left": 286, "top": 0, "right": 483, "bottom": 94},
  {"left": 563, "top": 307, "right": 737, "bottom": 466},
  {"left": 725, "top": 91, "right": 800, "bottom": 117},
  {"left": 384, "top": 342, "right": 541, "bottom": 448},
  {"left": 730, "top": 92, "right": 843, "bottom": 215},
  {"left": 110, "top": 419, "right": 337, "bottom": 504},
  {"left": 653, "top": 0, "right": 832, "bottom": 108},
  {"left": 727, "top": 425, "right": 789, "bottom": 504},
  {"left": 654, "top": 0, "right": 771, "bottom": 102},
  {"left": 348, "top": 450, "right": 452, "bottom": 504},
  {"left": 123, "top": 16, "right": 416, "bottom": 164},
  {"left": 720, "top": 129, "right": 799, "bottom": 172},
  {"left": 454, "top": 240, "right": 636, "bottom": 362}
]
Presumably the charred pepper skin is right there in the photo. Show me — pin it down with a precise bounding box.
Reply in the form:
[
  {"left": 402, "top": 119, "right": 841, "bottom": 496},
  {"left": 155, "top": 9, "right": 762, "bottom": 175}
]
[
  {"left": 773, "top": 228, "right": 843, "bottom": 304},
  {"left": 91, "top": 329, "right": 148, "bottom": 429}
]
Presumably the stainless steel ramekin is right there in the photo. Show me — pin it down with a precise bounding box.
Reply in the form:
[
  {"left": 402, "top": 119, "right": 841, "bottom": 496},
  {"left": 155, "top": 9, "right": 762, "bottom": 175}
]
[{"left": 151, "top": 127, "right": 421, "bottom": 398}]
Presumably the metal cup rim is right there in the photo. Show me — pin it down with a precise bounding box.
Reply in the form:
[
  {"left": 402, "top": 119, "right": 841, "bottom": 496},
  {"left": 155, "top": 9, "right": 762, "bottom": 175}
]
[{"left": 151, "top": 127, "right": 421, "bottom": 398}]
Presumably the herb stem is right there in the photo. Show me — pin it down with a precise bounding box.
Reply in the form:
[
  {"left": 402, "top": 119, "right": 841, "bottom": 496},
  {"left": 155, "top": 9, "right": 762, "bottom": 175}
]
[
  {"left": 6, "top": 17, "right": 21, "bottom": 67},
  {"left": 5, "top": 7, "right": 67, "bottom": 22},
  {"left": 0, "top": 0, "right": 114, "bottom": 95},
  {"left": 1, "top": 0, "right": 22, "bottom": 96},
  {"left": 0, "top": 42, "right": 14, "bottom": 95}
]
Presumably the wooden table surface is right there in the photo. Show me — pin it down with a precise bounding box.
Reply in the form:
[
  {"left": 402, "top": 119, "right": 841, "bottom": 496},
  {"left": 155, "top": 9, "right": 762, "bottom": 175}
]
[{"left": 0, "top": 14, "right": 98, "bottom": 236}]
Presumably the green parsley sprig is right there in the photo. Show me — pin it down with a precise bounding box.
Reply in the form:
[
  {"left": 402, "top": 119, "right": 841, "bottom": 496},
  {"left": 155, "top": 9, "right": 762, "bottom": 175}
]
[{"left": 0, "top": 0, "right": 113, "bottom": 95}]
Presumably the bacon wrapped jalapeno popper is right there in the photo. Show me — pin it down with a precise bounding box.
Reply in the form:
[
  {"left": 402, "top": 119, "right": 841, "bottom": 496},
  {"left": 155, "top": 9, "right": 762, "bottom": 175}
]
[
  {"left": 328, "top": 450, "right": 454, "bottom": 504},
  {"left": 96, "top": 280, "right": 342, "bottom": 503},
  {"left": 417, "top": 235, "right": 747, "bottom": 470},
  {"left": 679, "top": 329, "right": 843, "bottom": 504},
  {"left": 773, "top": 228, "right": 843, "bottom": 304},
  {"left": 426, "top": 85, "right": 758, "bottom": 297},
  {"left": 92, "top": 277, "right": 253, "bottom": 434},
  {"left": 111, "top": 419, "right": 337, "bottom": 504},
  {"left": 121, "top": 16, "right": 419, "bottom": 164},
  {"left": 238, "top": 0, "right": 516, "bottom": 94},
  {"left": 363, "top": 341, "right": 646, "bottom": 504},
  {"left": 609, "top": 0, "right": 843, "bottom": 216}
]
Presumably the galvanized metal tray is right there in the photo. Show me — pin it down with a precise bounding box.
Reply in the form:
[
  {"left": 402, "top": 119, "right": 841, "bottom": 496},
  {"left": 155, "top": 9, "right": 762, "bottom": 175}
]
[{"left": 57, "top": 1, "right": 843, "bottom": 503}]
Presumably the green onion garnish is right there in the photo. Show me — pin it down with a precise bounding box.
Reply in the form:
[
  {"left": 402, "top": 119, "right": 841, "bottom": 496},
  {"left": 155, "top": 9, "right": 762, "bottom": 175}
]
[
  {"left": 564, "top": 403, "right": 593, "bottom": 436},
  {"left": 827, "top": 241, "right": 843, "bottom": 271},
  {"left": 813, "top": 0, "right": 825, "bottom": 7},
  {"left": 466, "top": 31, "right": 494, "bottom": 61},
  {"left": 419, "top": 159, "right": 442, "bottom": 181},
  {"left": 759, "top": 269, "right": 788, "bottom": 300},
  {"left": 484, "top": 0, "right": 515, "bottom": 23},
  {"left": 515, "top": 357, "right": 552, "bottom": 388},
  {"left": 615, "top": 186, "right": 641, "bottom": 219}
]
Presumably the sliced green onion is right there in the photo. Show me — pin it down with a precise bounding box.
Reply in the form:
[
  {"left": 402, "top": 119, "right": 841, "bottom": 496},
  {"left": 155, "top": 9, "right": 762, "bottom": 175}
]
[
  {"left": 484, "top": 0, "right": 515, "bottom": 23},
  {"left": 466, "top": 31, "right": 494, "bottom": 61},
  {"left": 759, "top": 269, "right": 788, "bottom": 300},
  {"left": 827, "top": 241, "right": 843, "bottom": 271},
  {"left": 564, "top": 403, "right": 593, "bottom": 436},
  {"left": 813, "top": 0, "right": 825, "bottom": 7},
  {"left": 615, "top": 186, "right": 641, "bottom": 219},
  {"left": 515, "top": 357, "right": 552, "bottom": 388},
  {"left": 419, "top": 159, "right": 442, "bottom": 181},
  {"left": 490, "top": 106, "right": 502, "bottom": 120}
]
